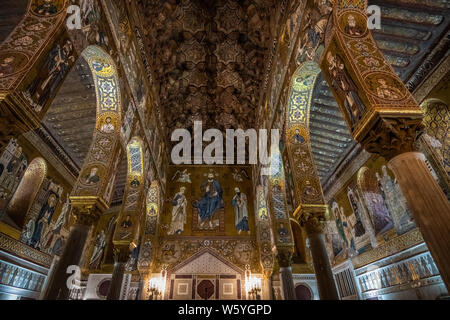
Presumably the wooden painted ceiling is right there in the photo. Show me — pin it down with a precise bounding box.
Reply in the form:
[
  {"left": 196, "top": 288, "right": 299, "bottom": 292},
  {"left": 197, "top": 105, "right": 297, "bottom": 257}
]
[{"left": 42, "top": 58, "right": 97, "bottom": 169}]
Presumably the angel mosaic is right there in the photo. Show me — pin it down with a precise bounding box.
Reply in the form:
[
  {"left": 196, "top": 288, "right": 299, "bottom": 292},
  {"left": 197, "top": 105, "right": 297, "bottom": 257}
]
[
  {"left": 358, "top": 167, "right": 394, "bottom": 236},
  {"left": 302, "top": 180, "right": 321, "bottom": 203},
  {"left": 232, "top": 168, "right": 250, "bottom": 182},
  {"left": 297, "top": 0, "right": 332, "bottom": 61},
  {"left": 375, "top": 78, "right": 403, "bottom": 100},
  {"left": 376, "top": 166, "right": 415, "bottom": 235},
  {"left": 171, "top": 169, "right": 192, "bottom": 183}
]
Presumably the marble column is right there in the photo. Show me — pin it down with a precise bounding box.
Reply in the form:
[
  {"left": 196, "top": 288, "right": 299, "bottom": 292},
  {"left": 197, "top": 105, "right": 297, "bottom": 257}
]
[
  {"left": 307, "top": 230, "right": 339, "bottom": 300},
  {"left": 39, "top": 255, "right": 59, "bottom": 300},
  {"left": 106, "top": 246, "right": 129, "bottom": 300},
  {"left": 276, "top": 248, "right": 296, "bottom": 300},
  {"left": 389, "top": 152, "right": 450, "bottom": 291},
  {"left": 297, "top": 206, "right": 339, "bottom": 300},
  {"left": 44, "top": 209, "right": 98, "bottom": 300}
]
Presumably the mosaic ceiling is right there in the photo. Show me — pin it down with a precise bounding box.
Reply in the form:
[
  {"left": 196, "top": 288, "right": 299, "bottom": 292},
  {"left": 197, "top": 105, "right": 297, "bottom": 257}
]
[{"left": 137, "top": 0, "right": 277, "bottom": 141}]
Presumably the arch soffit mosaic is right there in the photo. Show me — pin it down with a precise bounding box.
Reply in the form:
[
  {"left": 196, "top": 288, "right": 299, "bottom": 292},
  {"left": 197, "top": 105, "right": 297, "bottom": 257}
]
[{"left": 71, "top": 45, "right": 122, "bottom": 205}]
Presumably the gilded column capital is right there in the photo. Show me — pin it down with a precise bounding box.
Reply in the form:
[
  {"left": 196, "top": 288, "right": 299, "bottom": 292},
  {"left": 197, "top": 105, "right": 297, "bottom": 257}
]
[
  {"left": 276, "top": 246, "right": 294, "bottom": 268},
  {"left": 360, "top": 118, "right": 425, "bottom": 161},
  {"left": 71, "top": 207, "right": 101, "bottom": 226},
  {"left": 70, "top": 196, "right": 107, "bottom": 226},
  {"left": 113, "top": 246, "right": 131, "bottom": 264},
  {"left": 294, "top": 204, "right": 328, "bottom": 235}
]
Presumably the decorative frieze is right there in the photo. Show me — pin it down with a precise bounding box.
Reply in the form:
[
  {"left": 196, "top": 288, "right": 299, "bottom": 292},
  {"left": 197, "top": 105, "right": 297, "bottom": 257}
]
[
  {"left": 0, "top": 232, "right": 52, "bottom": 268},
  {"left": 352, "top": 228, "right": 423, "bottom": 269},
  {"left": 0, "top": 260, "right": 46, "bottom": 293},
  {"left": 355, "top": 249, "right": 442, "bottom": 299},
  {"left": 294, "top": 204, "right": 328, "bottom": 235}
]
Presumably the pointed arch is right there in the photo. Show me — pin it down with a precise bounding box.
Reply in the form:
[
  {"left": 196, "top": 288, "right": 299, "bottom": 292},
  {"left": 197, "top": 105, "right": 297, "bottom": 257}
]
[
  {"left": 113, "top": 136, "right": 145, "bottom": 248},
  {"left": 70, "top": 45, "right": 122, "bottom": 207},
  {"left": 286, "top": 61, "right": 321, "bottom": 130},
  {"left": 285, "top": 61, "right": 324, "bottom": 207},
  {"left": 82, "top": 46, "right": 122, "bottom": 134},
  {"left": 255, "top": 185, "right": 274, "bottom": 274}
]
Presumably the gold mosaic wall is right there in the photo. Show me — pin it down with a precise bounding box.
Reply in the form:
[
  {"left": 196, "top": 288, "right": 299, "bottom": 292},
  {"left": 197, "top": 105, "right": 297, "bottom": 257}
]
[
  {"left": 160, "top": 165, "right": 255, "bottom": 237},
  {"left": 150, "top": 165, "right": 261, "bottom": 273},
  {"left": 326, "top": 155, "right": 417, "bottom": 267}
]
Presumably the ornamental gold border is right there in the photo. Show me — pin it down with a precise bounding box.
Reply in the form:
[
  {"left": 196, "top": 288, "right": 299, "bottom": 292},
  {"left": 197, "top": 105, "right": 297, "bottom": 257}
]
[
  {"left": 0, "top": 232, "right": 52, "bottom": 268},
  {"left": 352, "top": 228, "right": 424, "bottom": 269}
]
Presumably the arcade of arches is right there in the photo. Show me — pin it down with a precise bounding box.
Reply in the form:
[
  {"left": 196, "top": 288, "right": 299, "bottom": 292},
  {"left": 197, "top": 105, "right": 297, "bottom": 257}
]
[{"left": 0, "top": 0, "right": 449, "bottom": 300}]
